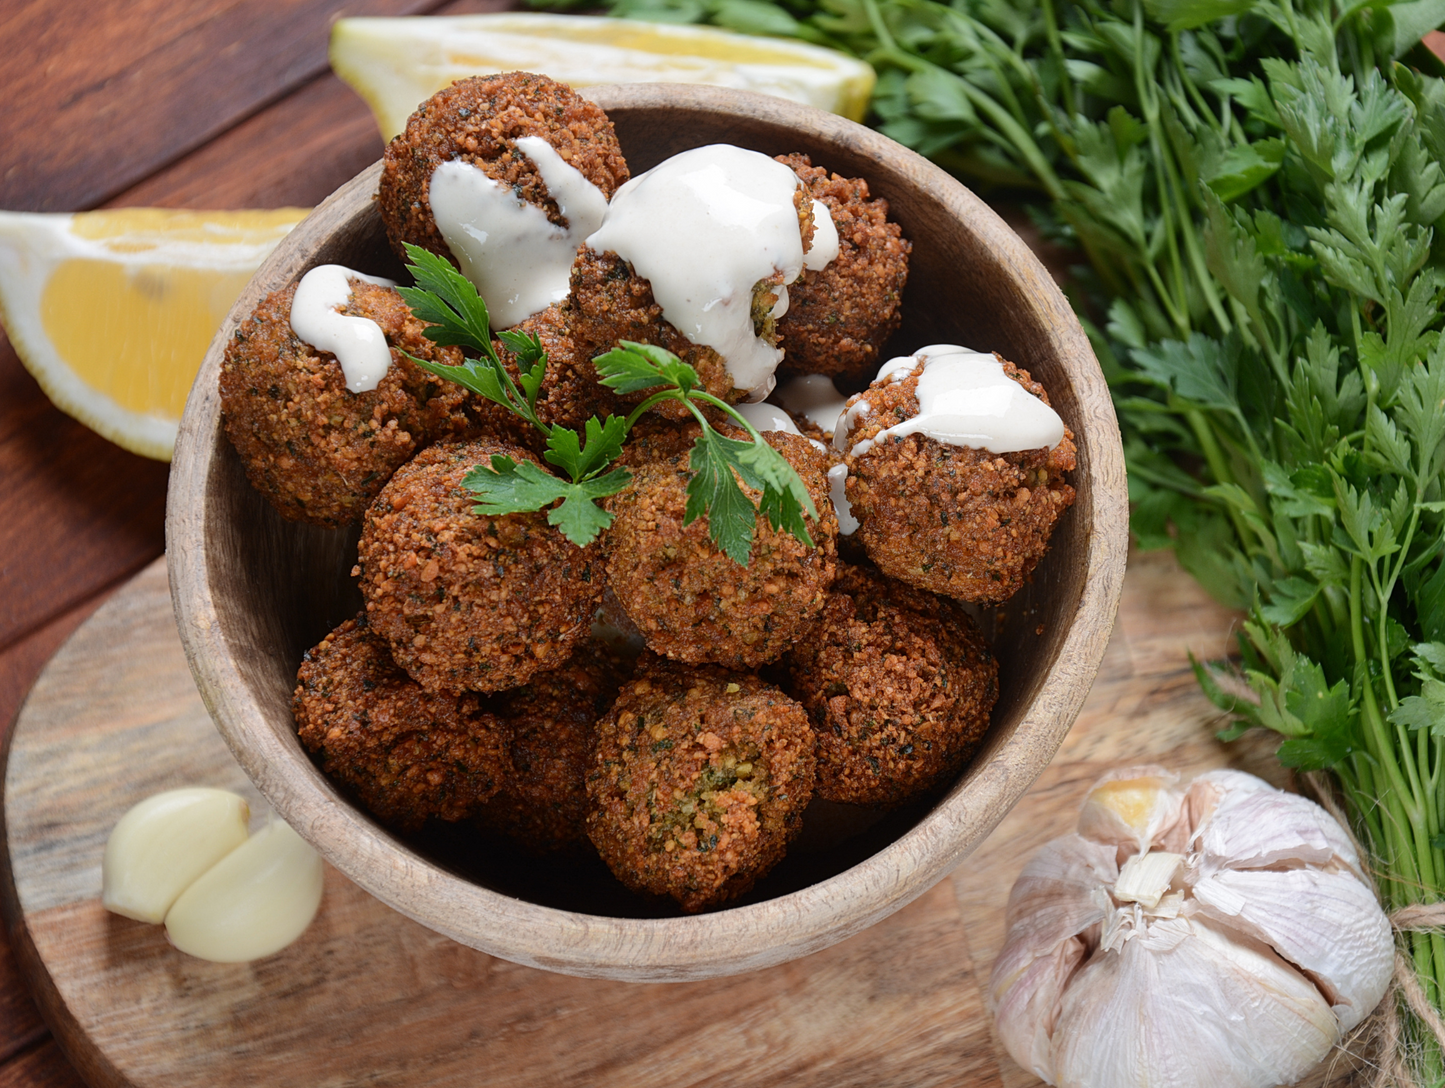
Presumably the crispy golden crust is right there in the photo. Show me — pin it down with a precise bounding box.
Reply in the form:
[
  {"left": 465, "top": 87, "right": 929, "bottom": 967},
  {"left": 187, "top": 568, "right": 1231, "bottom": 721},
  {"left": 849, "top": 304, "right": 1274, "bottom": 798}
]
[
  {"left": 493, "top": 300, "right": 626, "bottom": 432},
  {"left": 220, "top": 279, "right": 521, "bottom": 527},
  {"left": 378, "top": 72, "right": 629, "bottom": 267},
  {"left": 603, "top": 424, "right": 838, "bottom": 669},
  {"left": 775, "top": 153, "right": 910, "bottom": 383},
  {"left": 355, "top": 439, "right": 605, "bottom": 693},
  {"left": 293, "top": 617, "right": 508, "bottom": 831},
  {"left": 567, "top": 247, "right": 738, "bottom": 415},
  {"left": 474, "top": 640, "right": 634, "bottom": 853},
  {"left": 843, "top": 359, "right": 1076, "bottom": 604},
  {"left": 586, "top": 654, "right": 815, "bottom": 912},
  {"left": 783, "top": 563, "right": 998, "bottom": 806}
]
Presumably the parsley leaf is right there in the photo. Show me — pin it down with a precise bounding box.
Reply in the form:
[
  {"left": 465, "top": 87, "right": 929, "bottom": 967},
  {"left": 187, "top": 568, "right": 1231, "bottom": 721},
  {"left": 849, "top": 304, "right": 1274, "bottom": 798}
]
[
  {"left": 396, "top": 243, "right": 493, "bottom": 353},
  {"left": 685, "top": 431, "right": 761, "bottom": 565},
  {"left": 463, "top": 457, "right": 632, "bottom": 547}
]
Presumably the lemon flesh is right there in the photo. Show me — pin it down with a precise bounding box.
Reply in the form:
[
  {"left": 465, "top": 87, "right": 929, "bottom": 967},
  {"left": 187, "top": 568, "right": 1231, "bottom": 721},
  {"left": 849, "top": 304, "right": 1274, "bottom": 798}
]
[
  {"left": 330, "top": 13, "right": 876, "bottom": 141},
  {"left": 0, "top": 207, "right": 307, "bottom": 461}
]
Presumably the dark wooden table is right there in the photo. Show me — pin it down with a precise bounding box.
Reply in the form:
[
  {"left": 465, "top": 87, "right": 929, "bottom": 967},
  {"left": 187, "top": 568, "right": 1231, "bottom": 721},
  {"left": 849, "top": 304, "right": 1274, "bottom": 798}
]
[{"left": 0, "top": 1, "right": 512, "bottom": 1081}]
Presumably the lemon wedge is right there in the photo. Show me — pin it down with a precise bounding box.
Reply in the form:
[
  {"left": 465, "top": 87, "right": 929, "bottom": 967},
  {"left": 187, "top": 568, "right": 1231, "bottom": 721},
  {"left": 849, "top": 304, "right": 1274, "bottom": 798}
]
[
  {"left": 330, "top": 13, "right": 876, "bottom": 141},
  {"left": 0, "top": 207, "right": 307, "bottom": 461}
]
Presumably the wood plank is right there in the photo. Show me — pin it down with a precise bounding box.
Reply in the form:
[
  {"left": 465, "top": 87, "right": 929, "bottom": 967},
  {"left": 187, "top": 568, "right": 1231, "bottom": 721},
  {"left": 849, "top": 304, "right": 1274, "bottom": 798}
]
[
  {"left": 109, "top": 0, "right": 521, "bottom": 211},
  {"left": 1, "top": 558, "right": 1003, "bottom": 1088},
  {"left": 0, "top": 0, "right": 446, "bottom": 213},
  {"left": 0, "top": 339, "right": 167, "bottom": 655},
  {"left": 0, "top": 594, "right": 123, "bottom": 1074},
  {"left": 0, "top": 1043, "right": 86, "bottom": 1088}
]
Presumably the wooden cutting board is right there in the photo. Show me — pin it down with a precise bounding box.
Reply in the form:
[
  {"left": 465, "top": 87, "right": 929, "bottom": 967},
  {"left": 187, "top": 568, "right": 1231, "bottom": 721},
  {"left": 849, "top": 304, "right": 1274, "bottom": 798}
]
[{"left": 0, "top": 553, "right": 1355, "bottom": 1088}]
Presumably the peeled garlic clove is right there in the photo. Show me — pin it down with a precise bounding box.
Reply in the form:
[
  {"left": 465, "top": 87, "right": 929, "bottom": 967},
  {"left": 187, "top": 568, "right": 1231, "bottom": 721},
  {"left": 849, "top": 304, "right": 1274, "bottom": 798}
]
[
  {"left": 102, "top": 788, "right": 250, "bottom": 924},
  {"left": 1113, "top": 850, "right": 1183, "bottom": 909},
  {"left": 164, "top": 819, "right": 323, "bottom": 963},
  {"left": 1053, "top": 916, "right": 1338, "bottom": 1088},
  {"left": 1190, "top": 864, "right": 1393, "bottom": 1032},
  {"left": 1077, "top": 766, "right": 1187, "bottom": 859}
]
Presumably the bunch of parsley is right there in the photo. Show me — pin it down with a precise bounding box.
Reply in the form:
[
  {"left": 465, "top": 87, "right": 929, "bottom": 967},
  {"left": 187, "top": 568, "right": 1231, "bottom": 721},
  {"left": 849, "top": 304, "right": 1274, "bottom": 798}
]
[
  {"left": 541, "top": 0, "right": 1445, "bottom": 1064},
  {"left": 397, "top": 244, "right": 816, "bottom": 565}
]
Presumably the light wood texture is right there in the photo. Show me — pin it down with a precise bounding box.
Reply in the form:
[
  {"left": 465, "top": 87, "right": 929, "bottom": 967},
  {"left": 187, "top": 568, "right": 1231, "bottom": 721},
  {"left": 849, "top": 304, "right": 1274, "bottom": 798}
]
[
  {"left": 1, "top": 553, "right": 1367, "bottom": 1088},
  {"left": 165, "top": 84, "right": 1130, "bottom": 981}
]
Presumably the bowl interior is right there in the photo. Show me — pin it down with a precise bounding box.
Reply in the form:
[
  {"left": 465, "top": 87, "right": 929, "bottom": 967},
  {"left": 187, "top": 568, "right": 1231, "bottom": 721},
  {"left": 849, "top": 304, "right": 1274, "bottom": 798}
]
[{"left": 170, "top": 84, "right": 1126, "bottom": 978}]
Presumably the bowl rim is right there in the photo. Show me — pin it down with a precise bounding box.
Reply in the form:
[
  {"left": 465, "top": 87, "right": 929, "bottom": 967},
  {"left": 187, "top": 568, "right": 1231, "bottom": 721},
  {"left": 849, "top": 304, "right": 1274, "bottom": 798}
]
[{"left": 166, "top": 82, "right": 1128, "bottom": 982}]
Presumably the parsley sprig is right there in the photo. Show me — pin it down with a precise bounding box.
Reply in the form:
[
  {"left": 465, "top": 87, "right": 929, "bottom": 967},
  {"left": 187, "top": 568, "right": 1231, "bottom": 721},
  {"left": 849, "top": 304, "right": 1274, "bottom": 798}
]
[{"left": 396, "top": 243, "right": 816, "bottom": 563}]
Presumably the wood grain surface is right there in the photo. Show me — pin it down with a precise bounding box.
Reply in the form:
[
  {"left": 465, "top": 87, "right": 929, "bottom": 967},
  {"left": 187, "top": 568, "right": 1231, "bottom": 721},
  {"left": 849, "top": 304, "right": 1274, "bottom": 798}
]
[{"left": 0, "top": 553, "right": 1370, "bottom": 1087}]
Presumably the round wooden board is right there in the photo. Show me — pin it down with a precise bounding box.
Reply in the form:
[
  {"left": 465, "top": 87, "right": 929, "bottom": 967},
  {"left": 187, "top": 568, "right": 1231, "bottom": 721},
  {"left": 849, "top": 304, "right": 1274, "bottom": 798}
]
[{"left": 0, "top": 558, "right": 1008, "bottom": 1088}]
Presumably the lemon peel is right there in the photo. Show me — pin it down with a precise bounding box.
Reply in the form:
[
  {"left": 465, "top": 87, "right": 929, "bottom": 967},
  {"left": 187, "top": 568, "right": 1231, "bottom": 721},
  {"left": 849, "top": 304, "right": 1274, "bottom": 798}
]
[
  {"left": 329, "top": 13, "right": 876, "bottom": 141},
  {"left": 0, "top": 207, "right": 307, "bottom": 461}
]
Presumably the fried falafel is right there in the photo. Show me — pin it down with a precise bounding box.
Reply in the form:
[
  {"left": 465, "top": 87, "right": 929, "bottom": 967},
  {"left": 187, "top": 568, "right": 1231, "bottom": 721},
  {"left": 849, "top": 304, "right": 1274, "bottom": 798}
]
[
  {"left": 378, "top": 71, "right": 629, "bottom": 272},
  {"left": 774, "top": 153, "right": 911, "bottom": 384},
  {"left": 220, "top": 277, "right": 518, "bottom": 527},
  {"left": 842, "top": 355, "right": 1076, "bottom": 604},
  {"left": 293, "top": 616, "right": 508, "bottom": 831},
  {"left": 783, "top": 562, "right": 998, "bottom": 807},
  {"left": 603, "top": 422, "right": 838, "bottom": 669},
  {"left": 586, "top": 654, "right": 815, "bottom": 912},
  {"left": 493, "top": 299, "right": 626, "bottom": 432},
  {"left": 355, "top": 438, "right": 605, "bottom": 693},
  {"left": 475, "top": 640, "right": 634, "bottom": 853},
  {"left": 568, "top": 146, "right": 817, "bottom": 415}
]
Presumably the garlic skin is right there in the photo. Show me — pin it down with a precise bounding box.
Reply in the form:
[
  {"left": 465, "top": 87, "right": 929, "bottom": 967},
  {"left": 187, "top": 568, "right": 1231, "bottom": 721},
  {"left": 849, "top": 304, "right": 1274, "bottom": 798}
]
[
  {"left": 101, "top": 788, "right": 251, "bottom": 924},
  {"left": 990, "top": 767, "right": 1394, "bottom": 1088}
]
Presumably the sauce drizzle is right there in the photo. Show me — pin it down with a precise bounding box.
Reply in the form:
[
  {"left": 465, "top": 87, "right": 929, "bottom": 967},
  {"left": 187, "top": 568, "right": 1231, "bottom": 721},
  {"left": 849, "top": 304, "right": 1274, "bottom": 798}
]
[
  {"left": 289, "top": 265, "right": 398, "bottom": 393},
  {"left": 585, "top": 144, "right": 830, "bottom": 402},
  {"left": 836, "top": 345, "right": 1065, "bottom": 457},
  {"left": 430, "top": 135, "right": 608, "bottom": 329}
]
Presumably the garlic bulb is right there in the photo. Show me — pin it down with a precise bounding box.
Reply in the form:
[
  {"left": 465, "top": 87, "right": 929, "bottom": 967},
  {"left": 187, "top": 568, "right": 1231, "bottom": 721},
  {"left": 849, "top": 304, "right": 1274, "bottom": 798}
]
[{"left": 989, "top": 766, "right": 1394, "bottom": 1088}]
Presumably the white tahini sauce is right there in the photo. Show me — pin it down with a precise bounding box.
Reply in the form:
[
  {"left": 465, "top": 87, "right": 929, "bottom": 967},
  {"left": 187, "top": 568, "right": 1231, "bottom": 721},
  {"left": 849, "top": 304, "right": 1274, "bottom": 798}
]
[
  {"left": 732, "top": 401, "right": 803, "bottom": 437},
  {"left": 584, "top": 144, "right": 831, "bottom": 402},
  {"left": 836, "top": 344, "right": 1066, "bottom": 458},
  {"left": 804, "top": 199, "right": 839, "bottom": 271},
  {"left": 827, "top": 463, "right": 858, "bottom": 536},
  {"left": 289, "top": 265, "right": 398, "bottom": 393},
  {"left": 430, "top": 135, "right": 608, "bottom": 329},
  {"left": 773, "top": 373, "right": 849, "bottom": 438}
]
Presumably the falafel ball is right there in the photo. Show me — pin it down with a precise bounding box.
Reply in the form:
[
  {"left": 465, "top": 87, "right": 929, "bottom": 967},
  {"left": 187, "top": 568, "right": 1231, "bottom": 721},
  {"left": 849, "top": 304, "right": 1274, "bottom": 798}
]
[
  {"left": 293, "top": 616, "right": 508, "bottom": 831},
  {"left": 783, "top": 563, "right": 998, "bottom": 807},
  {"left": 378, "top": 72, "right": 629, "bottom": 268},
  {"left": 603, "top": 422, "right": 838, "bottom": 669},
  {"left": 220, "top": 278, "right": 519, "bottom": 527},
  {"left": 587, "top": 654, "right": 816, "bottom": 912},
  {"left": 843, "top": 357, "right": 1076, "bottom": 604},
  {"left": 474, "top": 639, "right": 634, "bottom": 853},
  {"left": 567, "top": 184, "right": 814, "bottom": 416},
  {"left": 355, "top": 438, "right": 605, "bottom": 693},
  {"left": 774, "top": 153, "right": 911, "bottom": 384},
  {"left": 493, "top": 299, "right": 627, "bottom": 433}
]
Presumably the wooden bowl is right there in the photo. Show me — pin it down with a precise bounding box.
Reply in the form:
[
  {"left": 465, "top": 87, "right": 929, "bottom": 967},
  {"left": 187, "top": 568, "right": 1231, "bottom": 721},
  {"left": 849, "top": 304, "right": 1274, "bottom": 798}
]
[{"left": 167, "top": 83, "right": 1128, "bottom": 982}]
